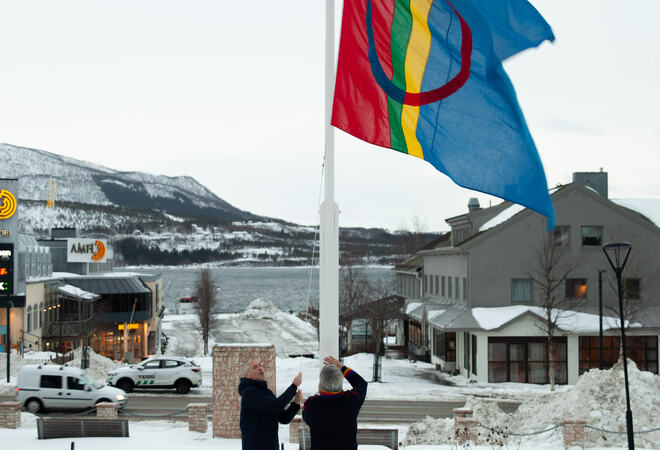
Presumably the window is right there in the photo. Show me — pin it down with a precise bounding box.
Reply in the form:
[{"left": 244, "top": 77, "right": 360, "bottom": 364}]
[
  {"left": 163, "top": 360, "right": 183, "bottom": 368},
  {"left": 39, "top": 303, "right": 44, "bottom": 330},
  {"left": 432, "top": 330, "right": 456, "bottom": 362},
  {"left": 463, "top": 278, "right": 468, "bottom": 301},
  {"left": 512, "top": 279, "right": 533, "bottom": 302},
  {"left": 579, "top": 336, "right": 657, "bottom": 374},
  {"left": 624, "top": 278, "right": 641, "bottom": 300},
  {"left": 441, "top": 276, "right": 446, "bottom": 297},
  {"left": 142, "top": 360, "right": 161, "bottom": 369},
  {"left": 581, "top": 226, "right": 602, "bottom": 246},
  {"left": 471, "top": 335, "right": 477, "bottom": 375},
  {"left": 429, "top": 275, "right": 434, "bottom": 295},
  {"left": 551, "top": 226, "right": 571, "bottom": 246},
  {"left": 448, "top": 277, "right": 453, "bottom": 298},
  {"left": 434, "top": 276, "right": 439, "bottom": 296},
  {"left": 566, "top": 279, "right": 588, "bottom": 300},
  {"left": 67, "top": 376, "right": 86, "bottom": 391},
  {"left": 464, "top": 332, "right": 470, "bottom": 372},
  {"left": 488, "top": 337, "right": 567, "bottom": 383},
  {"left": 455, "top": 277, "right": 460, "bottom": 300},
  {"left": 424, "top": 275, "right": 429, "bottom": 293},
  {"left": 40, "top": 375, "right": 62, "bottom": 389},
  {"left": 26, "top": 306, "right": 32, "bottom": 333}
]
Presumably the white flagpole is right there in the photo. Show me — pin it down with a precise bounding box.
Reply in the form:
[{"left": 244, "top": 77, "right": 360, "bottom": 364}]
[{"left": 319, "top": 0, "right": 339, "bottom": 361}]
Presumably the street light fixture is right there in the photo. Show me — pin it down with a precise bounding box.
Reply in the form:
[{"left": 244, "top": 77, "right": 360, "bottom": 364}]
[{"left": 602, "top": 241, "right": 634, "bottom": 450}]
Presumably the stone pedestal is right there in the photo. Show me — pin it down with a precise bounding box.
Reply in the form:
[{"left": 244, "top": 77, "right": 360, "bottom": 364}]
[
  {"left": 453, "top": 408, "right": 477, "bottom": 445},
  {"left": 212, "top": 344, "right": 276, "bottom": 438},
  {"left": 95, "top": 402, "right": 118, "bottom": 419},
  {"left": 562, "top": 418, "right": 586, "bottom": 448},
  {"left": 289, "top": 416, "right": 309, "bottom": 444},
  {"left": 187, "top": 403, "right": 209, "bottom": 433},
  {"left": 0, "top": 402, "right": 21, "bottom": 429}
]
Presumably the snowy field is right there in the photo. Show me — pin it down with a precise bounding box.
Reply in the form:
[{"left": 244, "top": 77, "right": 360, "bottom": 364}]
[{"left": 1, "top": 299, "right": 659, "bottom": 449}]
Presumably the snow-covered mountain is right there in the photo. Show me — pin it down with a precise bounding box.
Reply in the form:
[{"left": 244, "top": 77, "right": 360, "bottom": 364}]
[
  {"left": 1, "top": 143, "right": 254, "bottom": 220},
  {"left": 3, "top": 143, "right": 421, "bottom": 265}
]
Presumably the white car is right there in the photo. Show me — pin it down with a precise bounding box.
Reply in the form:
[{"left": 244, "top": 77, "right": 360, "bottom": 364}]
[
  {"left": 106, "top": 356, "right": 202, "bottom": 394},
  {"left": 17, "top": 364, "right": 127, "bottom": 413}
]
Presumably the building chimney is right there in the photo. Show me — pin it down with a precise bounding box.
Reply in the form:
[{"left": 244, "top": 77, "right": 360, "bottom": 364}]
[
  {"left": 468, "top": 197, "right": 481, "bottom": 213},
  {"left": 572, "top": 171, "right": 608, "bottom": 198}
]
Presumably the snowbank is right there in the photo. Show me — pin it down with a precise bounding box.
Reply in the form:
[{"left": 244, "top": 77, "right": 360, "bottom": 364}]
[{"left": 404, "top": 359, "right": 660, "bottom": 448}]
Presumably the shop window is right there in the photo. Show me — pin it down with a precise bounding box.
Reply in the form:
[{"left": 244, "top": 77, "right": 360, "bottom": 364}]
[
  {"left": 566, "top": 278, "right": 587, "bottom": 300},
  {"left": 511, "top": 279, "right": 533, "bottom": 302},
  {"left": 551, "top": 226, "right": 571, "bottom": 246},
  {"left": 579, "top": 336, "right": 657, "bottom": 374},
  {"left": 581, "top": 226, "right": 602, "bottom": 246}
]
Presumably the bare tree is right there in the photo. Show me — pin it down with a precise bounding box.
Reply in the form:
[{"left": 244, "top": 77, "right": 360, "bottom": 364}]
[
  {"left": 411, "top": 214, "right": 428, "bottom": 251},
  {"left": 194, "top": 268, "right": 219, "bottom": 356},
  {"left": 524, "top": 234, "right": 578, "bottom": 391},
  {"left": 339, "top": 258, "right": 370, "bottom": 354},
  {"left": 396, "top": 220, "right": 412, "bottom": 256}
]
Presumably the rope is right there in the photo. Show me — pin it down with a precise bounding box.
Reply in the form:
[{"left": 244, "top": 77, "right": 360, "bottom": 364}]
[
  {"left": 299, "top": 152, "right": 326, "bottom": 372},
  {"left": 585, "top": 424, "right": 660, "bottom": 435},
  {"left": 478, "top": 423, "right": 562, "bottom": 437}
]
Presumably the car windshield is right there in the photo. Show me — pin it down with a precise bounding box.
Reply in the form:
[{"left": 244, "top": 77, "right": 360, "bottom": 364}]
[{"left": 80, "top": 373, "right": 104, "bottom": 389}]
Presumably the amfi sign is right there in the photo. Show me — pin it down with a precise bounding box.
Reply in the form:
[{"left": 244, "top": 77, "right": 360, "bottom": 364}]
[{"left": 66, "top": 238, "right": 111, "bottom": 263}]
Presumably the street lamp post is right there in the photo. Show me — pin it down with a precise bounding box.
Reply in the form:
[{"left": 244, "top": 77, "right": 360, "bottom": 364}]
[
  {"left": 598, "top": 268, "right": 607, "bottom": 370},
  {"left": 602, "top": 242, "right": 634, "bottom": 450}
]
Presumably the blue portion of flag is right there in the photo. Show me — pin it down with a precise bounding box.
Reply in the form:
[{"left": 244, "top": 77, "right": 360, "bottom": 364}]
[{"left": 417, "top": 0, "right": 556, "bottom": 229}]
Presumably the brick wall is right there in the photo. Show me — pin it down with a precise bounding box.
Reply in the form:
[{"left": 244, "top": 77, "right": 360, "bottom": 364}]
[
  {"left": 95, "top": 402, "right": 118, "bottom": 419},
  {"left": 187, "top": 403, "right": 209, "bottom": 433},
  {"left": 562, "top": 418, "right": 585, "bottom": 448},
  {"left": 0, "top": 402, "right": 21, "bottom": 429},
  {"left": 212, "top": 344, "right": 276, "bottom": 438}
]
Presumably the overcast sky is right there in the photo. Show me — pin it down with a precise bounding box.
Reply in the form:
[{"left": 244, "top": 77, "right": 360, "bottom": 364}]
[{"left": 1, "top": 1, "right": 658, "bottom": 231}]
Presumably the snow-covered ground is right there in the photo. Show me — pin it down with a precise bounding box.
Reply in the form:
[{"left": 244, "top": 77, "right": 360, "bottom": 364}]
[{"left": 1, "top": 299, "right": 658, "bottom": 449}]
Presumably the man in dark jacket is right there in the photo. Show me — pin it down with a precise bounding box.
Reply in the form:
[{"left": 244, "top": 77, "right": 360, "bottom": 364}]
[
  {"left": 302, "top": 356, "right": 367, "bottom": 450},
  {"left": 238, "top": 359, "right": 302, "bottom": 450}
]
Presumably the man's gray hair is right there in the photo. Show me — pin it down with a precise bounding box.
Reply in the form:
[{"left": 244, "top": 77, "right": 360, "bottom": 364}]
[
  {"left": 241, "top": 359, "right": 256, "bottom": 377},
  {"left": 319, "top": 365, "right": 343, "bottom": 392}
]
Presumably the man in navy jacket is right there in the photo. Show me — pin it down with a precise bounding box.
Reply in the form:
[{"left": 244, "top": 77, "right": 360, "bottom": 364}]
[
  {"left": 302, "top": 356, "right": 367, "bottom": 450},
  {"left": 238, "top": 359, "right": 302, "bottom": 450}
]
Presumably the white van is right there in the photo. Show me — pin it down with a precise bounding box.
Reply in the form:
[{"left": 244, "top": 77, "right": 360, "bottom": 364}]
[{"left": 16, "top": 364, "right": 127, "bottom": 413}]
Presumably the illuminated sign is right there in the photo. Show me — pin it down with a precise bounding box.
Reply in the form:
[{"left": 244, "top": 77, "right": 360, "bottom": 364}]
[
  {"left": 66, "top": 238, "right": 110, "bottom": 263},
  {"left": 0, "top": 190, "right": 17, "bottom": 220},
  {"left": 0, "top": 243, "right": 13, "bottom": 296},
  {"left": 0, "top": 230, "right": 10, "bottom": 238},
  {"left": 118, "top": 323, "right": 139, "bottom": 330}
]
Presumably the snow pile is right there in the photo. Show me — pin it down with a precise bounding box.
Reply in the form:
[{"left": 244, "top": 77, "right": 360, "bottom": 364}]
[
  {"left": 404, "top": 416, "right": 454, "bottom": 446},
  {"left": 404, "top": 359, "right": 660, "bottom": 448},
  {"left": 66, "top": 347, "right": 124, "bottom": 381}
]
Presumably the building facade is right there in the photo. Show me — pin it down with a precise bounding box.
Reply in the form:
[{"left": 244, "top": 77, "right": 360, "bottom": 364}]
[{"left": 396, "top": 172, "right": 660, "bottom": 384}]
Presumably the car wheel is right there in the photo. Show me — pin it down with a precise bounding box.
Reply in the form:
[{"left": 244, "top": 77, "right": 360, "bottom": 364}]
[
  {"left": 25, "top": 398, "right": 43, "bottom": 414},
  {"left": 175, "top": 379, "right": 191, "bottom": 394},
  {"left": 117, "top": 378, "right": 134, "bottom": 393}
]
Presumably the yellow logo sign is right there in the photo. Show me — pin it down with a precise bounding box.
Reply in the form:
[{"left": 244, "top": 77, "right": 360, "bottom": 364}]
[
  {"left": 0, "top": 190, "right": 17, "bottom": 220},
  {"left": 92, "top": 240, "right": 106, "bottom": 261}
]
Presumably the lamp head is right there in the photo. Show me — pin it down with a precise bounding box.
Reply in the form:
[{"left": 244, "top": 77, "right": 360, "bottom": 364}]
[{"left": 602, "top": 242, "right": 632, "bottom": 271}]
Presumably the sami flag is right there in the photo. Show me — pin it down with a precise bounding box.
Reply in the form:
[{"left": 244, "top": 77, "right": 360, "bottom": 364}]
[{"left": 332, "top": 0, "right": 556, "bottom": 228}]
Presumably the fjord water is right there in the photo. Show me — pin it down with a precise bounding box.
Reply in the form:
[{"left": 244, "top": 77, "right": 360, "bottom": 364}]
[{"left": 119, "top": 266, "right": 394, "bottom": 314}]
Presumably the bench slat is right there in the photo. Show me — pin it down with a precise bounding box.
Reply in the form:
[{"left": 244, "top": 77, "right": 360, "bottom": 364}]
[
  {"left": 300, "top": 427, "right": 398, "bottom": 450},
  {"left": 36, "top": 419, "right": 129, "bottom": 439}
]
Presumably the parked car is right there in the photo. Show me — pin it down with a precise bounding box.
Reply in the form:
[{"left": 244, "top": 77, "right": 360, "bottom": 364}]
[
  {"left": 16, "top": 364, "right": 127, "bottom": 413},
  {"left": 106, "top": 356, "right": 202, "bottom": 394}
]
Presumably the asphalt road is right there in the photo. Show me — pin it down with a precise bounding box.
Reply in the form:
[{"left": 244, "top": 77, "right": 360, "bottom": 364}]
[
  {"left": 1, "top": 394, "right": 519, "bottom": 422},
  {"left": 120, "top": 395, "right": 519, "bottom": 423}
]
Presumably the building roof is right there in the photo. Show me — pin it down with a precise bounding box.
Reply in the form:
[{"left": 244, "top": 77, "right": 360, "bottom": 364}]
[
  {"left": 55, "top": 283, "right": 100, "bottom": 301},
  {"left": 62, "top": 276, "right": 151, "bottom": 295}
]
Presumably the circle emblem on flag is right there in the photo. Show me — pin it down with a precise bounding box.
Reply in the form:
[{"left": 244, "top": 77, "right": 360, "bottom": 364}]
[
  {"left": 0, "top": 190, "right": 17, "bottom": 220},
  {"left": 365, "top": 0, "right": 472, "bottom": 106}
]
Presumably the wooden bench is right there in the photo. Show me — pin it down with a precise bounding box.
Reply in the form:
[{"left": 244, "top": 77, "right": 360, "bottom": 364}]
[
  {"left": 299, "top": 427, "right": 398, "bottom": 449},
  {"left": 36, "top": 418, "right": 129, "bottom": 439}
]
